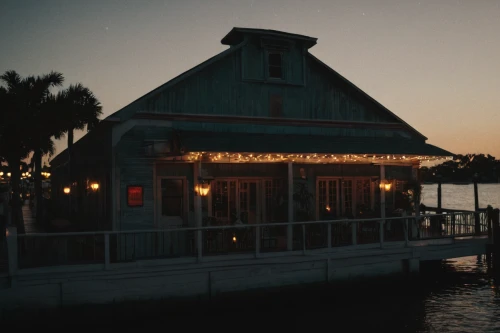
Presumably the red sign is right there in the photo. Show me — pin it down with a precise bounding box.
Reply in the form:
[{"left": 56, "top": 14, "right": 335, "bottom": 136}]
[{"left": 127, "top": 186, "right": 143, "bottom": 207}]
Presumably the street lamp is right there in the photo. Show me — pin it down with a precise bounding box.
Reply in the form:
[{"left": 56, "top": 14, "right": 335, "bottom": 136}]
[{"left": 63, "top": 187, "right": 71, "bottom": 194}]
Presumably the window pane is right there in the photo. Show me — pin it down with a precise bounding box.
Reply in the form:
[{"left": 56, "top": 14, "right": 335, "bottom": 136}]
[
  {"left": 268, "top": 53, "right": 282, "bottom": 66},
  {"left": 269, "top": 66, "right": 282, "bottom": 79},
  {"left": 161, "top": 179, "right": 183, "bottom": 216},
  {"left": 342, "top": 180, "right": 353, "bottom": 215},
  {"left": 213, "top": 181, "right": 229, "bottom": 219}
]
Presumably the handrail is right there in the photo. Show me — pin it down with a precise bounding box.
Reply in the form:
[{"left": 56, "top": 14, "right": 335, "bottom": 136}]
[
  {"left": 422, "top": 206, "right": 487, "bottom": 213},
  {"left": 17, "top": 213, "right": 452, "bottom": 238}
]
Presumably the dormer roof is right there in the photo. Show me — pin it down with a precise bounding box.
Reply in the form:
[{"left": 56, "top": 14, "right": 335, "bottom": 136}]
[{"left": 221, "top": 27, "right": 318, "bottom": 49}]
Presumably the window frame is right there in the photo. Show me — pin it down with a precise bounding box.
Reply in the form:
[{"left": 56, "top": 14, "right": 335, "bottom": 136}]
[
  {"left": 316, "top": 177, "right": 375, "bottom": 219},
  {"left": 266, "top": 50, "right": 285, "bottom": 81}
]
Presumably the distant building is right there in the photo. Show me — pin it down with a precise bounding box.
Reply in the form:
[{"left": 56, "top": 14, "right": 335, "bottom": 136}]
[{"left": 50, "top": 27, "right": 452, "bottom": 234}]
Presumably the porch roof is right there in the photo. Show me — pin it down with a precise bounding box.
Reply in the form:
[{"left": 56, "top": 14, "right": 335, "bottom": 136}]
[{"left": 179, "top": 131, "right": 453, "bottom": 157}]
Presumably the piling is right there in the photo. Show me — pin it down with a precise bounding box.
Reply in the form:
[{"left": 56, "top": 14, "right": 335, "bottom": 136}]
[{"left": 492, "top": 208, "right": 500, "bottom": 279}]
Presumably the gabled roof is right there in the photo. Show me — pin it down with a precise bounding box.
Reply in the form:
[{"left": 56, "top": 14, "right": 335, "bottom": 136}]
[
  {"left": 221, "top": 27, "right": 317, "bottom": 49},
  {"left": 179, "top": 130, "right": 453, "bottom": 157},
  {"left": 105, "top": 41, "right": 247, "bottom": 122},
  {"left": 308, "top": 53, "right": 428, "bottom": 141}
]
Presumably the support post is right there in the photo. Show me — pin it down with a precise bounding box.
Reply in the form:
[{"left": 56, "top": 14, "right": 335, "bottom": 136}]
[
  {"left": 380, "top": 164, "right": 386, "bottom": 224},
  {"left": 379, "top": 220, "right": 384, "bottom": 248},
  {"left": 302, "top": 224, "right": 306, "bottom": 255},
  {"left": 487, "top": 205, "right": 493, "bottom": 241},
  {"left": 327, "top": 222, "right": 332, "bottom": 248},
  {"left": 403, "top": 212, "right": 409, "bottom": 247},
  {"left": 194, "top": 161, "right": 203, "bottom": 261},
  {"left": 451, "top": 213, "right": 456, "bottom": 236},
  {"left": 255, "top": 225, "right": 260, "bottom": 258},
  {"left": 104, "top": 233, "right": 110, "bottom": 270},
  {"left": 473, "top": 174, "right": 479, "bottom": 211},
  {"left": 351, "top": 221, "right": 357, "bottom": 246},
  {"left": 412, "top": 162, "right": 421, "bottom": 239},
  {"left": 492, "top": 208, "right": 500, "bottom": 279},
  {"left": 287, "top": 162, "right": 294, "bottom": 251},
  {"left": 6, "top": 226, "right": 18, "bottom": 284},
  {"left": 436, "top": 175, "right": 442, "bottom": 213}
]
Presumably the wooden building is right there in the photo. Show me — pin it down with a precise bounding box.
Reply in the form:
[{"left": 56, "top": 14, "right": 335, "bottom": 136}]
[{"left": 50, "top": 28, "right": 452, "bottom": 238}]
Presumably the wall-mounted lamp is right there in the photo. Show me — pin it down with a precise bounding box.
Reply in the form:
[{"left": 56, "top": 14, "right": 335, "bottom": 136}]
[
  {"left": 379, "top": 179, "right": 392, "bottom": 192},
  {"left": 194, "top": 176, "right": 214, "bottom": 197},
  {"left": 63, "top": 187, "right": 71, "bottom": 194},
  {"left": 90, "top": 182, "right": 99, "bottom": 191}
]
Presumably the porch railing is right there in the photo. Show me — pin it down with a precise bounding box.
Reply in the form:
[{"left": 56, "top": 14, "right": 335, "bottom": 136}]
[{"left": 4, "top": 210, "right": 489, "bottom": 272}]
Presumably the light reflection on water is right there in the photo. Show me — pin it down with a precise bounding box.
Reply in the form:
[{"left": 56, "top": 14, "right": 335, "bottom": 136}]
[
  {"left": 417, "top": 185, "right": 500, "bottom": 332},
  {"left": 420, "top": 256, "right": 500, "bottom": 333}
]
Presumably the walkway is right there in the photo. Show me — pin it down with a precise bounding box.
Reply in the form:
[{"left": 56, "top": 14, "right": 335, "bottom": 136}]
[{"left": 22, "top": 201, "right": 44, "bottom": 234}]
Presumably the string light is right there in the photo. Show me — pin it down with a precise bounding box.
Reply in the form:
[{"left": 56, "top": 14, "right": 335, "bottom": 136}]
[{"left": 185, "top": 152, "right": 452, "bottom": 164}]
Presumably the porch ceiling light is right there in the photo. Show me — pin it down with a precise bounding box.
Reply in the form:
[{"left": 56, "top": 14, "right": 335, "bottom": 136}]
[{"left": 379, "top": 179, "right": 392, "bottom": 192}]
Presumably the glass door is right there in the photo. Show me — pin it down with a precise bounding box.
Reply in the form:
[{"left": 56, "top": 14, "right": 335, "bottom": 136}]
[{"left": 238, "top": 180, "right": 260, "bottom": 224}]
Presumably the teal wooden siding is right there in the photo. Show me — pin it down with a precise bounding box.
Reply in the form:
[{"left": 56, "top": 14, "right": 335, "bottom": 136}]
[
  {"left": 172, "top": 120, "right": 410, "bottom": 138},
  {"left": 135, "top": 34, "right": 415, "bottom": 139},
  {"left": 116, "top": 127, "right": 155, "bottom": 229},
  {"left": 293, "top": 164, "right": 412, "bottom": 179},
  {"left": 204, "top": 163, "right": 286, "bottom": 178}
]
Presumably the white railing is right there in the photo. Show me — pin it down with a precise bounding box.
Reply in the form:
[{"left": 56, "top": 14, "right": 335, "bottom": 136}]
[{"left": 3, "top": 211, "right": 488, "bottom": 273}]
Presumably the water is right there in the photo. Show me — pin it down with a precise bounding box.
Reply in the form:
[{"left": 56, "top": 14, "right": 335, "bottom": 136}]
[
  {"left": 422, "top": 183, "right": 500, "bottom": 211},
  {"left": 2, "top": 184, "right": 500, "bottom": 332}
]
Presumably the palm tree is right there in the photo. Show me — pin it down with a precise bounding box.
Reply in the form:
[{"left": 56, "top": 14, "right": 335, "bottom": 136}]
[
  {"left": 53, "top": 84, "right": 102, "bottom": 216},
  {"left": 0, "top": 71, "right": 36, "bottom": 233},
  {"left": 25, "top": 73, "right": 64, "bottom": 224},
  {"left": 0, "top": 70, "right": 64, "bottom": 232},
  {"left": 55, "top": 83, "right": 102, "bottom": 149}
]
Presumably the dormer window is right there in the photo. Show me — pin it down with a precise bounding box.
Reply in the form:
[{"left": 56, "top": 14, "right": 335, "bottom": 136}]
[{"left": 268, "top": 52, "right": 283, "bottom": 79}]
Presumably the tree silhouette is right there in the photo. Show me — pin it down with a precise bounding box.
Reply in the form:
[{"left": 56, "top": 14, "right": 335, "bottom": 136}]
[{"left": 53, "top": 83, "right": 102, "bottom": 183}]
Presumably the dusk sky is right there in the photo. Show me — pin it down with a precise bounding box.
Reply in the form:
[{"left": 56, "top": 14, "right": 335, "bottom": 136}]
[{"left": 1, "top": 0, "right": 499, "bottom": 165}]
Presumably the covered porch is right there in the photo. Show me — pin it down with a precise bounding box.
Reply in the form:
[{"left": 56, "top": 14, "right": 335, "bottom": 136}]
[{"left": 152, "top": 148, "right": 450, "bottom": 257}]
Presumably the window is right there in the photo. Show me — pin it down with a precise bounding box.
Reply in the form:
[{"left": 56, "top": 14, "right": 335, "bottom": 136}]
[
  {"left": 318, "top": 180, "right": 338, "bottom": 219},
  {"left": 269, "top": 94, "right": 283, "bottom": 117},
  {"left": 355, "top": 179, "right": 371, "bottom": 212},
  {"left": 317, "top": 178, "right": 373, "bottom": 218},
  {"left": 212, "top": 180, "right": 237, "bottom": 223},
  {"left": 161, "top": 179, "right": 183, "bottom": 216},
  {"left": 268, "top": 52, "right": 283, "bottom": 79}
]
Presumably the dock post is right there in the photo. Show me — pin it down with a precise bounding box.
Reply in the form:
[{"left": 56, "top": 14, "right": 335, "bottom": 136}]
[
  {"left": 473, "top": 173, "right": 480, "bottom": 212},
  {"left": 492, "top": 208, "right": 500, "bottom": 280},
  {"left": 6, "top": 226, "right": 18, "bottom": 286},
  {"left": 436, "top": 174, "right": 442, "bottom": 213}
]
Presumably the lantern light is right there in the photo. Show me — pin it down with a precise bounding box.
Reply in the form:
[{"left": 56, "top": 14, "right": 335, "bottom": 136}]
[
  {"left": 195, "top": 183, "right": 209, "bottom": 196},
  {"left": 194, "top": 176, "right": 213, "bottom": 197},
  {"left": 63, "top": 187, "right": 71, "bottom": 194},
  {"left": 379, "top": 179, "right": 392, "bottom": 192},
  {"left": 90, "top": 183, "right": 99, "bottom": 191}
]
